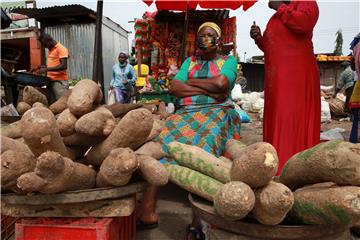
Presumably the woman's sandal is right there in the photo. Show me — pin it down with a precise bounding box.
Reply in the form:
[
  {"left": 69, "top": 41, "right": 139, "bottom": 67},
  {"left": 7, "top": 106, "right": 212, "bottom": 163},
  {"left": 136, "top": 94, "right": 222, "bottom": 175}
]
[
  {"left": 186, "top": 224, "right": 205, "bottom": 240},
  {"left": 136, "top": 218, "right": 159, "bottom": 230}
]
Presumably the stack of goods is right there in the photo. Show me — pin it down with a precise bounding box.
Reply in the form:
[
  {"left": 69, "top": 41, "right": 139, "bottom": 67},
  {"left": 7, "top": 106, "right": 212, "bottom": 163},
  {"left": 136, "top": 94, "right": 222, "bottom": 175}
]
[
  {"left": 222, "top": 17, "right": 236, "bottom": 44},
  {"left": 134, "top": 19, "right": 152, "bottom": 63},
  {"left": 1, "top": 79, "right": 171, "bottom": 195},
  {"left": 165, "top": 32, "right": 182, "bottom": 68},
  {"left": 165, "top": 139, "right": 360, "bottom": 226}
]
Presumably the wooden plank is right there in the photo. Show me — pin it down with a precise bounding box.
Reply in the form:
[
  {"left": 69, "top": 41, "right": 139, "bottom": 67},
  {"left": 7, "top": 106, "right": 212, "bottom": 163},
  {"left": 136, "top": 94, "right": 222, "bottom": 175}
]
[
  {"left": 1, "top": 182, "right": 145, "bottom": 205},
  {"left": 2, "top": 196, "right": 135, "bottom": 218}
]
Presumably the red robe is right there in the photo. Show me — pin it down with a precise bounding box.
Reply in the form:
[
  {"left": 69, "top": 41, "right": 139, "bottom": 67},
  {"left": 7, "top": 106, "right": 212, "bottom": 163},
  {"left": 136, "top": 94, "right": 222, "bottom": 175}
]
[{"left": 255, "top": 1, "right": 320, "bottom": 175}]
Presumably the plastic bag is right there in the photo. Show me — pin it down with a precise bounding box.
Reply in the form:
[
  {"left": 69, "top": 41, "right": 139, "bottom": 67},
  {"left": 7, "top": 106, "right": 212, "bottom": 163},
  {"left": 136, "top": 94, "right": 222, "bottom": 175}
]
[
  {"left": 107, "top": 89, "right": 116, "bottom": 105},
  {"left": 231, "top": 84, "right": 243, "bottom": 101},
  {"left": 1, "top": 104, "right": 19, "bottom": 116},
  {"left": 321, "top": 97, "right": 331, "bottom": 123},
  {"left": 320, "top": 128, "right": 345, "bottom": 141}
]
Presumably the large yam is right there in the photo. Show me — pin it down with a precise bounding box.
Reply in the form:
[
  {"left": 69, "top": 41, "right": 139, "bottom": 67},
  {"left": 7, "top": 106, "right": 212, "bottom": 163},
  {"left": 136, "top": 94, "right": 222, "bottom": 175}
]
[
  {"left": 96, "top": 148, "right": 139, "bottom": 187},
  {"left": 168, "top": 142, "right": 231, "bottom": 183},
  {"left": 17, "top": 151, "right": 96, "bottom": 194},
  {"left": 86, "top": 109, "right": 153, "bottom": 166},
  {"left": 225, "top": 139, "right": 246, "bottom": 160},
  {"left": 1, "top": 150, "right": 36, "bottom": 192},
  {"left": 49, "top": 89, "right": 71, "bottom": 114},
  {"left": 20, "top": 107, "right": 73, "bottom": 159},
  {"left": 67, "top": 79, "right": 102, "bottom": 116},
  {"left": 137, "top": 154, "right": 169, "bottom": 186},
  {"left": 1, "top": 136, "right": 33, "bottom": 155},
  {"left": 75, "top": 107, "right": 115, "bottom": 136},
  {"left": 23, "top": 86, "right": 48, "bottom": 106},
  {"left": 230, "top": 142, "right": 278, "bottom": 188},
  {"left": 135, "top": 141, "right": 167, "bottom": 160},
  {"left": 279, "top": 141, "right": 360, "bottom": 189},
  {"left": 289, "top": 182, "right": 360, "bottom": 225},
  {"left": 1, "top": 121, "right": 22, "bottom": 138},
  {"left": 56, "top": 109, "right": 77, "bottom": 137},
  {"left": 213, "top": 181, "right": 255, "bottom": 221},
  {"left": 146, "top": 118, "right": 165, "bottom": 141},
  {"left": 103, "top": 103, "right": 142, "bottom": 118},
  {"left": 63, "top": 133, "right": 106, "bottom": 147},
  {"left": 166, "top": 165, "right": 223, "bottom": 202},
  {"left": 17, "top": 102, "right": 31, "bottom": 115},
  {"left": 252, "top": 181, "right": 294, "bottom": 225}
]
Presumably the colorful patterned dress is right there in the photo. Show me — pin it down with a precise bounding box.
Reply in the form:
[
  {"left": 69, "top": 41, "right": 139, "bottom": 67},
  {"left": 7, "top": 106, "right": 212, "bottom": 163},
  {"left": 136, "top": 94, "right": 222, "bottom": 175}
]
[{"left": 156, "top": 54, "right": 241, "bottom": 163}]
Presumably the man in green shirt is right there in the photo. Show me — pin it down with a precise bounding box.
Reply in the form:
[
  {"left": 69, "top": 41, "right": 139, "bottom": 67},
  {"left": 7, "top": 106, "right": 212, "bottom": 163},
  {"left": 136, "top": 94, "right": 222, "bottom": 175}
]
[{"left": 333, "top": 61, "right": 355, "bottom": 115}]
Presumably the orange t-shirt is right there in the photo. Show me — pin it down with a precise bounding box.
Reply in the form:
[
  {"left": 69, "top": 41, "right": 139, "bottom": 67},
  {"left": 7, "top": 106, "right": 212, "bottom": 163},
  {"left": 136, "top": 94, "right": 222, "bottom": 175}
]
[{"left": 47, "top": 42, "right": 69, "bottom": 81}]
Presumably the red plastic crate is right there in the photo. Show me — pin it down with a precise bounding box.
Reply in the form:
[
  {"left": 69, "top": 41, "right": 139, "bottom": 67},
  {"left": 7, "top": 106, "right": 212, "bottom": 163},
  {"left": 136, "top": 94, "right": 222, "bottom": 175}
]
[
  {"left": 2, "top": 215, "right": 17, "bottom": 240},
  {"left": 15, "top": 211, "right": 136, "bottom": 240}
]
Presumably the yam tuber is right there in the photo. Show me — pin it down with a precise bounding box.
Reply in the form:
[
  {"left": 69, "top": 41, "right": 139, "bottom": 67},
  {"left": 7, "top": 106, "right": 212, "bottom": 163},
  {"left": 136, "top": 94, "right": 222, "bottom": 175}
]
[
  {"left": 213, "top": 181, "right": 255, "bottom": 220},
  {"left": 75, "top": 107, "right": 115, "bottom": 136},
  {"left": 17, "top": 151, "right": 96, "bottom": 194},
  {"left": 230, "top": 142, "right": 278, "bottom": 188},
  {"left": 135, "top": 141, "right": 168, "bottom": 160},
  {"left": 96, "top": 148, "right": 139, "bottom": 187},
  {"left": 67, "top": 79, "right": 102, "bottom": 117},
  {"left": 168, "top": 142, "right": 231, "bottom": 183},
  {"left": 289, "top": 182, "right": 360, "bottom": 225},
  {"left": 137, "top": 154, "right": 169, "bottom": 186},
  {"left": 279, "top": 141, "right": 360, "bottom": 189},
  {"left": 32, "top": 102, "right": 45, "bottom": 108},
  {"left": 86, "top": 108, "right": 153, "bottom": 166},
  {"left": 1, "top": 150, "right": 36, "bottom": 192},
  {"left": 21, "top": 107, "right": 73, "bottom": 159},
  {"left": 145, "top": 118, "right": 165, "bottom": 142},
  {"left": 16, "top": 102, "right": 31, "bottom": 115},
  {"left": 23, "top": 86, "right": 48, "bottom": 106},
  {"left": 103, "top": 103, "right": 142, "bottom": 118},
  {"left": 1, "top": 136, "right": 33, "bottom": 155},
  {"left": 166, "top": 165, "right": 223, "bottom": 202},
  {"left": 252, "top": 181, "right": 294, "bottom": 225},
  {"left": 63, "top": 133, "right": 106, "bottom": 147},
  {"left": 56, "top": 109, "right": 77, "bottom": 137},
  {"left": 158, "top": 102, "right": 171, "bottom": 120},
  {"left": 49, "top": 89, "right": 71, "bottom": 114},
  {"left": 225, "top": 139, "right": 247, "bottom": 160},
  {"left": 1, "top": 121, "right": 22, "bottom": 138}
]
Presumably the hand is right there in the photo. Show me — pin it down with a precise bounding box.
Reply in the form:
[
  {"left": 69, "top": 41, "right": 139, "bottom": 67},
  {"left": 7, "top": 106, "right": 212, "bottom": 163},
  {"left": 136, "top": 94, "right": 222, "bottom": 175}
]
[
  {"left": 250, "top": 22, "right": 262, "bottom": 41},
  {"left": 38, "top": 66, "right": 48, "bottom": 74},
  {"left": 109, "top": 85, "right": 113, "bottom": 90},
  {"left": 332, "top": 93, "right": 337, "bottom": 98}
]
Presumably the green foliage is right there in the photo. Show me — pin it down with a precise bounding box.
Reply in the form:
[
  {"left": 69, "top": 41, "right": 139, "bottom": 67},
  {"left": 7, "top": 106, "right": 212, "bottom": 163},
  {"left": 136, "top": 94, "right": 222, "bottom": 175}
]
[{"left": 334, "top": 29, "right": 343, "bottom": 56}]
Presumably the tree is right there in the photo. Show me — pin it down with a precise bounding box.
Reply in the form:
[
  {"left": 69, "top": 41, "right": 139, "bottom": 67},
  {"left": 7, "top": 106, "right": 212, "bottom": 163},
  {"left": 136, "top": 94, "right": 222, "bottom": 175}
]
[{"left": 334, "top": 29, "right": 343, "bottom": 56}]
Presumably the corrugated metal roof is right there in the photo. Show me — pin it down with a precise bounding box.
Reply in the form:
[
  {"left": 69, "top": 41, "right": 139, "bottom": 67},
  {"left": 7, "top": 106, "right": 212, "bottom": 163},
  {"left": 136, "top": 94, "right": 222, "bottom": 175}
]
[
  {"left": 11, "top": 4, "right": 96, "bottom": 25},
  {"left": 155, "top": 9, "right": 230, "bottom": 22}
]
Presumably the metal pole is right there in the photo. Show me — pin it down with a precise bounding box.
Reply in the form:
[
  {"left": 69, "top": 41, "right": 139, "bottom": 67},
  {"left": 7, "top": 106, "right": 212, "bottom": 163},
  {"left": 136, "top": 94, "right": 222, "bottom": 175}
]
[
  {"left": 93, "top": 0, "right": 105, "bottom": 103},
  {"left": 180, "top": 1, "right": 190, "bottom": 63}
]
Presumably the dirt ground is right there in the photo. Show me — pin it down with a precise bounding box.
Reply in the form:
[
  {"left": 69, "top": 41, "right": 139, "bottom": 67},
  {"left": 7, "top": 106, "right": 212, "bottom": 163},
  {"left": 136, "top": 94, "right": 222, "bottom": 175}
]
[{"left": 136, "top": 115, "right": 357, "bottom": 240}]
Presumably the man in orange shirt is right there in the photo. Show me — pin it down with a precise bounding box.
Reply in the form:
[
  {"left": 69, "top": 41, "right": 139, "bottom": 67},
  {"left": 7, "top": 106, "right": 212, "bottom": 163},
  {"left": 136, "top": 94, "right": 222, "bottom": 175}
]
[{"left": 37, "top": 33, "right": 69, "bottom": 103}]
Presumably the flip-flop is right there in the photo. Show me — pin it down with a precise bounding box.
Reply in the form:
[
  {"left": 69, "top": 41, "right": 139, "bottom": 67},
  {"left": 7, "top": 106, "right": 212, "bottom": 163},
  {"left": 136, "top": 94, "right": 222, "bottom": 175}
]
[{"left": 136, "top": 218, "right": 159, "bottom": 230}]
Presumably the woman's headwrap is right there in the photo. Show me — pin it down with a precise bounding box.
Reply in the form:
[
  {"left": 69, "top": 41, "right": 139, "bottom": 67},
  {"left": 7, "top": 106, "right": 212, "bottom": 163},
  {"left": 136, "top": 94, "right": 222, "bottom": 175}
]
[
  {"left": 119, "top": 51, "right": 128, "bottom": 58},
  {"left": 197, "top": 22, "right": 221, "bottom": 37}
]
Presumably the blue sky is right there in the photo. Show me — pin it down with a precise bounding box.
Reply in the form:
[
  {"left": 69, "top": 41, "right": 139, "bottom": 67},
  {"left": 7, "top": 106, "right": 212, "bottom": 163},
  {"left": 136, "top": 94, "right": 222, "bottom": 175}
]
[{"left": 4, "top": 0, "right": 360, "bottom": 60}]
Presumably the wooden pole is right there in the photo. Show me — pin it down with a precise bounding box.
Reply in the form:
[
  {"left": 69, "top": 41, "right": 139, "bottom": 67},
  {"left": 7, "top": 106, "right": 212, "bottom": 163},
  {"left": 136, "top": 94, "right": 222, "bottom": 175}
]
[{"left": 93, "top": 0, "right": 105, "bottom": 103}]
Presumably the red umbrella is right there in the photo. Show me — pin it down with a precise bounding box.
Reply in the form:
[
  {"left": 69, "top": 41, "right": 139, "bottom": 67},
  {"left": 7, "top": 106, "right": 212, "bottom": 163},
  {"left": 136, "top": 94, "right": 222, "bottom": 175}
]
[{"left": 143, "top": 0, "right": 257, "bottom": 11}]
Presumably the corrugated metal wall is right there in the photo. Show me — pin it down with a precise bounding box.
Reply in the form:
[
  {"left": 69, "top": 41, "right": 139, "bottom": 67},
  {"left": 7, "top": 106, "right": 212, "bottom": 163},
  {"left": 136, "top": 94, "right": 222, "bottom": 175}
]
[{"left": 44, "top": 19, "right": 129, "bottom": 99}]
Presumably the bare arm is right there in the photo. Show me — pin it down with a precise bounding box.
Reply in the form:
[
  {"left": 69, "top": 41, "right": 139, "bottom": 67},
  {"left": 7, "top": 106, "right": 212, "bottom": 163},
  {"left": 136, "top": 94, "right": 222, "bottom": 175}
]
[
  {"left": 39, "top": 58, "right": 67, "bottom": 74},
  {"left": 186, "top": 75, "right": 229, "bottom": 94},
  {"left": 169, "top": 80, "right": 207, "bottom": 98}
]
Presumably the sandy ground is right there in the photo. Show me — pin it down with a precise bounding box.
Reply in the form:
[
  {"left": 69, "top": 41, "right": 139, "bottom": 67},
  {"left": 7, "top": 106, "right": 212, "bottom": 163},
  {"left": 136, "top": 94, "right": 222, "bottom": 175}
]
[{"left": 136, "top": 115, "right": 357, "bottom": 240}]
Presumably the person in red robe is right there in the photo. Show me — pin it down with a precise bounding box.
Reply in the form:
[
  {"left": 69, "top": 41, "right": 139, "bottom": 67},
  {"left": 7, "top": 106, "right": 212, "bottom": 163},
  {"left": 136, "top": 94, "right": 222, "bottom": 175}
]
[{"left": 250, "top": 0, "right": 320, "bottom": 174}]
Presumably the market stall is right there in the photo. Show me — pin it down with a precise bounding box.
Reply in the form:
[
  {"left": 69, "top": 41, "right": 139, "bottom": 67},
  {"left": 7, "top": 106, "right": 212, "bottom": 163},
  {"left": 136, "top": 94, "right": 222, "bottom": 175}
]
[{"left": 134, "top": 8, "right": 238, "bottom": 104}]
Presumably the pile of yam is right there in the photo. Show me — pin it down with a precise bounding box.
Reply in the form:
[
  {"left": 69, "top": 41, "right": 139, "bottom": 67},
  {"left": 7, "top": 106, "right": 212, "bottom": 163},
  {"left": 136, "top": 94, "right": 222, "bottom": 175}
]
[
  {"left": 165, "top": 139, "right": 360, "bottom": 227},
  {"left": 1, "top": 79, "right": 169, "bottom": 195}
]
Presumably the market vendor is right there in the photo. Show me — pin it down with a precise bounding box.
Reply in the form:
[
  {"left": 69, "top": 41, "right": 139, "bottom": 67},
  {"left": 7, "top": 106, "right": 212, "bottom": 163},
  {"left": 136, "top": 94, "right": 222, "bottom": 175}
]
[
  {"left": 35, "top": 33, "right": 69, "bottom": 104},
  {"left": 138, "top": 22, "right": 240, "bottom": 235},
  {"left": 110, "top": 52, "right": 136, "bottom": 103}
]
